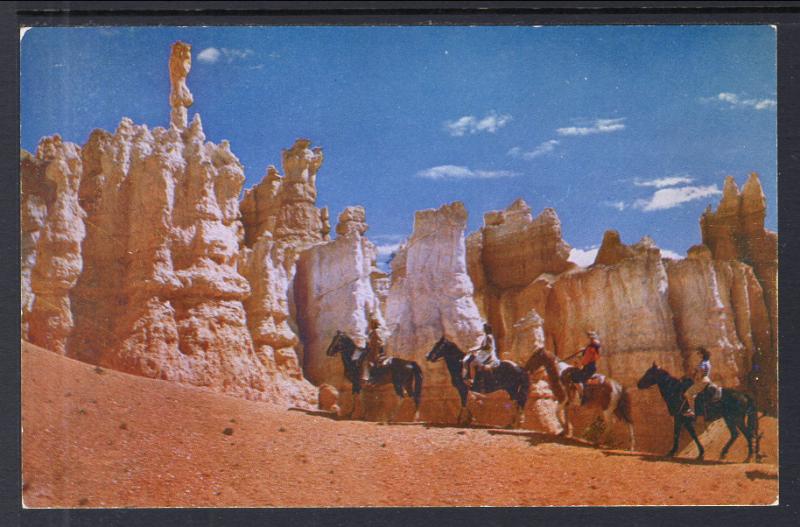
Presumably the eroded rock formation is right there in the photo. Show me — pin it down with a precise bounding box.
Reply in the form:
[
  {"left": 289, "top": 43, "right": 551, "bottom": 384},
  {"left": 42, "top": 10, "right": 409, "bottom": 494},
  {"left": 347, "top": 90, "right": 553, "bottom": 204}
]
[
  {"left": 169, "top": 41, "right": 193, "bottom": 129},
  {"left": 20, "top": 42, "right": 317, "bottom": 405},
  {"left": 21, "top": 137, "right": 85, "bottom": 353},
  {"left": 294, "top": 206, "right": 384, "bottom": 395},
  {"left": 468, "top": 199, "right": 573, "bottom": 356},
  {"left": 236, "top": 138, "right": 331, "bottom": 404},
  {"left": 65, "top": 116, "right": 273, "bottom": 401},
  {"left": 700, "top": 174, "right": 777, "bottom": 410},
  {"left": 20, "top": 39, "right": 778, "bottom": 449}
]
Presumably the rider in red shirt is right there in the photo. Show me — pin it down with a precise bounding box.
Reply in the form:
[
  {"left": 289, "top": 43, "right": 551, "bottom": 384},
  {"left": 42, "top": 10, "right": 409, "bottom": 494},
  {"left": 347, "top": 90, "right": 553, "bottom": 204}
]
[{"left": 573, "top": 331, "right": 601, "bottom": 384}]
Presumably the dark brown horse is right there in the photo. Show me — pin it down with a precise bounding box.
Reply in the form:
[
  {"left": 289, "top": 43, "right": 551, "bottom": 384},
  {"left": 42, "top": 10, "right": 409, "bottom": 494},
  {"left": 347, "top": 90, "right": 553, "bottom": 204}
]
[
  {"left": 425, "top": 336, "right": 529, "bottom": 428},
  {"left": 325, "top": 331, "right": 423, "bottom": 422},
  {"left": 524, "top": 348, "right": 635, "bottom": 450}
]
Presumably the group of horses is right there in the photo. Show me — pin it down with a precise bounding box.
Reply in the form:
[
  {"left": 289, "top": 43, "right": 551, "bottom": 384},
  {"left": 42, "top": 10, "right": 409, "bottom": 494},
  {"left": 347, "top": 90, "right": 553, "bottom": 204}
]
[{"left": 325, "top": 332, "right": 762, "bottom": 462}]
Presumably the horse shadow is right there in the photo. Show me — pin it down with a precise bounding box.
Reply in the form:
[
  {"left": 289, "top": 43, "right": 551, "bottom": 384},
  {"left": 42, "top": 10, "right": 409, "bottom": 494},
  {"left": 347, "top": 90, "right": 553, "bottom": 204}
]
[
  {"left": 422, "top": 422, "right": 505, "bottom": 431},
  {"left": 745, "top": 469, "right": 777, "bottom": 481},
  {"left": 487, "top": 429, "right": 599, "bottom": 450},
  {"left": 601, "top": 450, "right": 733, "bottom": 466},
  {"left": 287, "top": 407, "right": 342, "bottom": 420}
]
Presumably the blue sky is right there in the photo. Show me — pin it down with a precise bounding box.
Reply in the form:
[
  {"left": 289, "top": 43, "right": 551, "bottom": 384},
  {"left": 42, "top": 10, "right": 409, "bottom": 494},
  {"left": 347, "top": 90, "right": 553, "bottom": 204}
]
[{"left": 21, "top": 26, "right": 776, "bottom": 266}]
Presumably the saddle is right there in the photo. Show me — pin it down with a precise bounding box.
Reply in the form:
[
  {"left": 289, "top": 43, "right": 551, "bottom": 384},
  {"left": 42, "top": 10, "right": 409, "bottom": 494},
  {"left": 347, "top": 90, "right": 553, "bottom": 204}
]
[
  {"left": 469, "top": 360, "right": 504, "bottom": 391},
  {"left": 695, "top": 384, "right": 724, "bottom": 420}
]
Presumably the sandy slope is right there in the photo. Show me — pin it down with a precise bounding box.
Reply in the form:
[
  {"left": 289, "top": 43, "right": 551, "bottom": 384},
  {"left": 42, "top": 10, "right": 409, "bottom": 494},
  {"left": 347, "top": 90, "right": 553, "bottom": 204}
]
[{"left": 21, "top": 342, "right": 778, "bottom": 507}]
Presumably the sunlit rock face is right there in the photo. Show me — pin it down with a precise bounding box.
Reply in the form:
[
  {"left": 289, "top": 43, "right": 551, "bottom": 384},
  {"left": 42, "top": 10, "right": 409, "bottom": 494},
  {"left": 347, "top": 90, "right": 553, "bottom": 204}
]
[
  {"left": 236, "top": 138, "right": 334, "bottom": 407},
  {"left": 21, "top": 137, "right": 86, "bottom": 354},
  {"left": 468, "top": 199, "right": 573, "bottom": 357},
  {"left": 64, "top": 115, "right": 274, "bottom": 402},
  {"left": 19, "top": 39, "right": 778, "bottom": 444},
  {"left": 379, "top": 202, "right": 552, "bottom": 429},
  {"left": 700, "top": 173, "right": 777, "bottom": 411},
  {"left": 293, "top": 206, "right": 386, "bottom": 415},
  {"left": 17, "top": 43, "right": 316, "bottom": 406}
]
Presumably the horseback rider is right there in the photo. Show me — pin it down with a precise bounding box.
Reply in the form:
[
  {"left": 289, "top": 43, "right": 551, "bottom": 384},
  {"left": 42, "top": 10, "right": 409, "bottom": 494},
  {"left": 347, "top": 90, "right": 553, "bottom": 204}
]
[
  {"left": 572, "top": 330, "right": 602, "bottom": 388},
  {"left": 361, "top": 317, "right": 390, "bottom": 386},
  {"left": 462, "top": 323, "right": 500, "bottom": 387},
  {"left": 683, "top": 347, "right": 718, "bottom": 417}
]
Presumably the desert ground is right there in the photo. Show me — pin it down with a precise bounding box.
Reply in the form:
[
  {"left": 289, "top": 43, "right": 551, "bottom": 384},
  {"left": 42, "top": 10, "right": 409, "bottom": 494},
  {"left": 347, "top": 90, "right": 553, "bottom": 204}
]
[{"left": 22, "top": 342, "right": 777, "bottom": 508}]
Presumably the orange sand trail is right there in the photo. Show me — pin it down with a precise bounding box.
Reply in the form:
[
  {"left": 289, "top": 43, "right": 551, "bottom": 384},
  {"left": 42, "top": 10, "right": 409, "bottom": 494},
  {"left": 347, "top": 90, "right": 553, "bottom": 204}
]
[{"left": 21, "top": 342, "right": 777, "bottom": 507}]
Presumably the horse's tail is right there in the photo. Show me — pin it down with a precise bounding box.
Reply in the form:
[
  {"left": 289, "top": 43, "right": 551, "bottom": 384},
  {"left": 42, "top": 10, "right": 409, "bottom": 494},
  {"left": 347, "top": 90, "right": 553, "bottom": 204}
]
[
  {"left": 516, "top": 367, "right": 530, "bottom": 408},
  {"left": 411, "top": 362, "right": 423, "bottom": 409},
  {"left": 746, "top": 394, "right": 761, "bottom": 458},
  {"left": 615, "top": 386, "right": 634, "bottom": 424}
]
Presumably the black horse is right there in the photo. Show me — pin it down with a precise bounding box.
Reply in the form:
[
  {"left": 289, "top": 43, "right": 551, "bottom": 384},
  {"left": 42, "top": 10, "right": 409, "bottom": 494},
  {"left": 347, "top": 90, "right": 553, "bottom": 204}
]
[
  {"left": 325, "top": 331, "right": 423, "bottom": 422},
  {"left": 636, "top": 363, "right": 705, "bottom": 459},
  {"left": 425, "top": 336, "right": 529, "bottom": 428},
  {"left": 637, "top": 363, "right": 761, "bottom": 462},
  {"left": 695, "top": 380, "right": 763, "bottom": 462}
]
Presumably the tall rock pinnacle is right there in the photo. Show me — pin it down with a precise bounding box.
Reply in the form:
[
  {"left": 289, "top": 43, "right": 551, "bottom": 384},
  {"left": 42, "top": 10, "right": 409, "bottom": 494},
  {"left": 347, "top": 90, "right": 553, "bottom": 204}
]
[{"left": 169, "top": 41, "right": 194, "bottom": 129}]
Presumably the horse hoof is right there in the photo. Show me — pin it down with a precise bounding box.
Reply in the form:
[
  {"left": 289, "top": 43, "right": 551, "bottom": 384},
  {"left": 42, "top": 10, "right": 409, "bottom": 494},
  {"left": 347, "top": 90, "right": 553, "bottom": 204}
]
[
  {"left": 697, "top": 453, "right": 705, "bottom": 461},
  {"left": 665, "top": 451, "right": 675, "bottom": 458}
]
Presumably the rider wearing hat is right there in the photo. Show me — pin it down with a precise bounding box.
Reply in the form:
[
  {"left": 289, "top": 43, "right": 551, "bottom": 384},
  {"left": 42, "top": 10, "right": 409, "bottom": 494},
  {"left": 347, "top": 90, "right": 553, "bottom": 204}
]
[
  {"left": 361, "top": 316, "right": 389, "bottom": 386},
  {"left": 572, "top": 330, "right": 602, "bottom": 385},
  {"left": 462, "top": 323, "right": 500, "bottom": 387}
]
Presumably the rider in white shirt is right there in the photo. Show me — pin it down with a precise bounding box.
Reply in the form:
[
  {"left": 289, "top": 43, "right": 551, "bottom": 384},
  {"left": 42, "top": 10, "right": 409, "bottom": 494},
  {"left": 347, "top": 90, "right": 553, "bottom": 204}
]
[{"left": 462, "top": 323, "right": 500, "bottom": 387}]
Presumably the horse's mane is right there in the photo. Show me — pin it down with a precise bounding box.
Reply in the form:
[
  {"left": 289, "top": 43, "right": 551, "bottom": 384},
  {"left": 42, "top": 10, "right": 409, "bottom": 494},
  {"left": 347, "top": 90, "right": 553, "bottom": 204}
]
[{"left": 439, "top": 337, "right": 465, "bottom": 358}]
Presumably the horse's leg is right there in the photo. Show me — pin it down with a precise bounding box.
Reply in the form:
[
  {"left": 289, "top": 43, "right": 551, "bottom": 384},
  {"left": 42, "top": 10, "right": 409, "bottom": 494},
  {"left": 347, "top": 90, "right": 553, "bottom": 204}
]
[
  {"left": 456, "top": 388, "right": 469, "bottom": 426},
  {"left": 353, "top": 390, "right": 367, "bottom": 420},
  {"left": 403, "top": 376, "right": 420, "bottom": 422},
  {"left": 628, "top": 422, "right": 636, "bottom": 452},
  {"left": 684, "top": 419, "right": 704, "bottom": 460},
  {"left": 386, "top": 380, "right": 405, "bottom": 423},
  {"left": 562, "top": 402, "right": 573, "bottom": 438},
  {"left": 719, "top": 416, "right": 739, "bottom": 461},
  {"left": 504, "top": 388, "right": 517, "bottom": 429},
  {"left": 666, "top": 417, "right": 681, "bottom": 457},
  {"left": 514, "top": 401, "right": 526, "bottom": 429},
  {"left": 555, "top": 402, "right": 567, "bottom": 436},
  {"left": 736, "top": 413, "right": 754, "bottom": 463},
  {"left": 599, "top": 408, "right": 614, "bottom": 448},
  {"left": 346, "top": 385, "right": 359, "bottom": 419},
  {"left": 387, "top": 396, "right": 404, "bottom": 423}
]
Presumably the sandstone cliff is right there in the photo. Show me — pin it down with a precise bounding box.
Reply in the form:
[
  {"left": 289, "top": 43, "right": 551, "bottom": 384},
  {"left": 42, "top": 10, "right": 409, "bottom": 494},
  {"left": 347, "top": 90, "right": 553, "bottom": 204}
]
[
  {"left": 700, "top": 174, "right": 777, "bottom": 411},
  {"left": 20, "top": 39, "right": 778, "bottom": 450},
  {"left": 67, "top": 116, "right": 273, "bottom": 401},
  {"left": 468, "top": 199, "right": 572, "bottom": 358},
  {"left": 293, "top": 206, "right": 385, "bottom": 413},
  {"left": 21, "top": 137, "right": 85, "bottom": 354},
  {"left": 23, "top": 42, "right": 317, "bottom": 406}
]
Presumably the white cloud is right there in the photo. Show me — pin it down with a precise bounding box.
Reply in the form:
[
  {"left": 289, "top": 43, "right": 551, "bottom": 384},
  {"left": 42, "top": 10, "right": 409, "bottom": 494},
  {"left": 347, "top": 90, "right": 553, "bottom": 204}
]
[
  {"left": 221, "top": 47, "right": 254, "bottom": 62},
  {"left": 568, "top": 246, "right": 599, "bottom": 267},
  {"left": 603, "top": 200, "right": 626, "bottom": 211},
  {"left": 197, "top": 47, "right": 222, "bottom": 63},
  {"left": 508, "top": 139, "right": 559, "bottom": 160},
  {"left": 375, "top": 243, "right": 402, "bottom": 257},
  {"left": 416, "top": 165, "right": 520, "bottom": 180},
  {"left": 633, "top": 175, "right": 694, "bottom": 188},
  {"left": 753, "top": 99, "right": 777, "bottom": 110},
  {"left": 197, "top": 47, "right": 254, "bottom": 64},
  {"left": 444, "top": 111, "right": 512, "bottom": 137},
  {"left": 661, "top": 249, "right": 683, "bottom": 260},
  {"left": 557, "top": 118, "right": 626, "bottom": 136},
  {"left": 704, "top": 92, "right": 776, "bottom": 111},
  {"left": 633, "top": 185, "right": 722, "bottom": 212}
]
